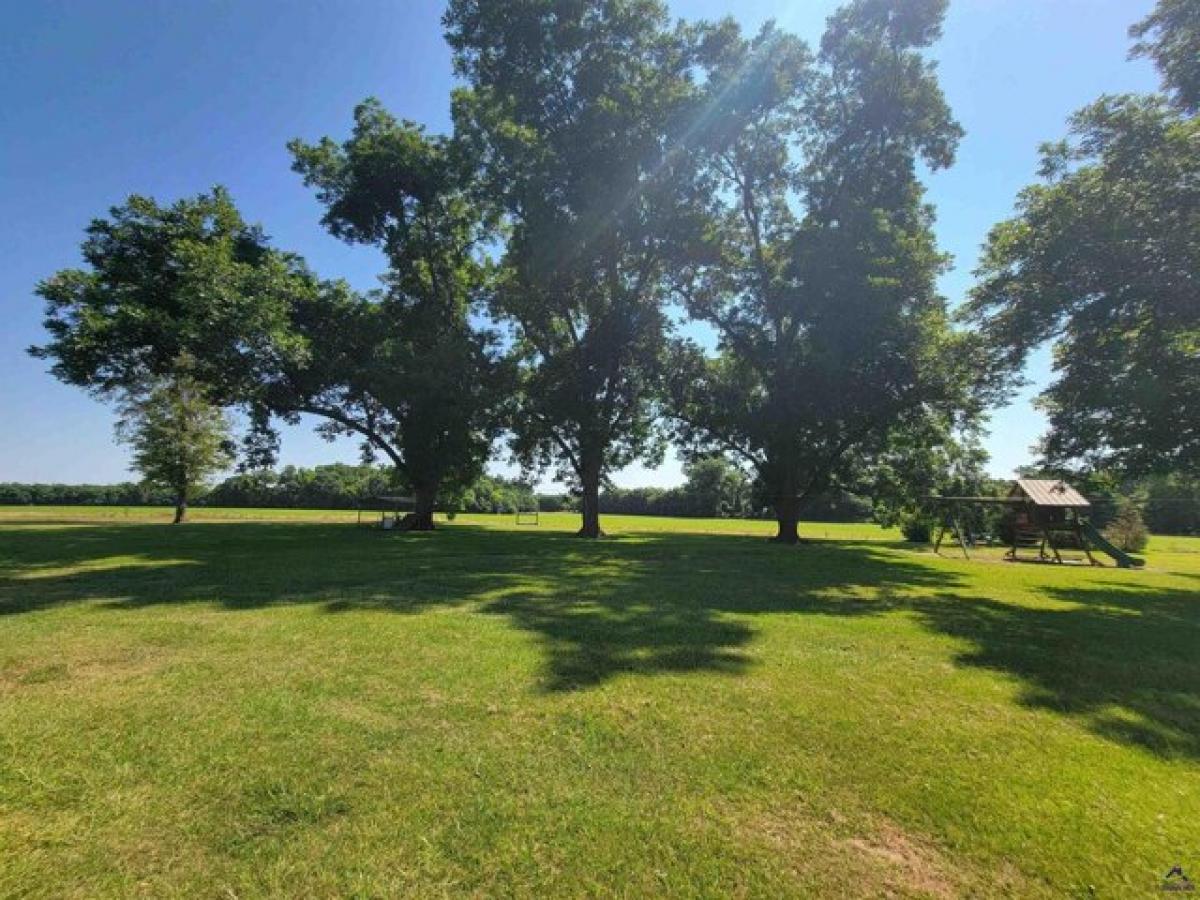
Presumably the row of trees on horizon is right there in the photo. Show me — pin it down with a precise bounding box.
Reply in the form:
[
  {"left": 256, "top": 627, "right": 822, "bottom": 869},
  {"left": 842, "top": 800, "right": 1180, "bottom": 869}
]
[
  {"left": 0, "top": 459, "right": 797, "bottom": 520},
  {"left": 28, "top": 0, "right": 1198, "bottom": 539},
  {"left": 7, "top": 466, "right": 1199, "bottom": 533}
]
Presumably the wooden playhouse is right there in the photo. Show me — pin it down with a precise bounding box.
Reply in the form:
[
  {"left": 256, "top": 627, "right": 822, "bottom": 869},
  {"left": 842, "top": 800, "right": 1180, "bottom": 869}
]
[{"left": 932, "top": 478, "right": 1141, "bottom": 568}]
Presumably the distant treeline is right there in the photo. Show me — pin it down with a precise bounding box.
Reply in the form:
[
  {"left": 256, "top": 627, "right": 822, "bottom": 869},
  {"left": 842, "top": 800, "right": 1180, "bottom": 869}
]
[
  {"left": 596, "top": 485, "right": 872, "bottom": 522},
  {"left": 0, "top": 458, "right": 871, "bottom": 522},
  {"left": 0, "top": 482, "right": 176, "bottom": 507},
  {"left": 1047, "top": 473, "right": 1200, "bottom": 536},
  {"left": 0, "top": 466, "right": 552, "bottom": 514},
  {"left": 205, "top": 468, "right": 568, "bottom": 515},
  {"left": 4, "top": 467, "right": 1195, "bottom": 532},
  {"left": 1125, "top": 475, "right": 1200, "bottom": 535}
]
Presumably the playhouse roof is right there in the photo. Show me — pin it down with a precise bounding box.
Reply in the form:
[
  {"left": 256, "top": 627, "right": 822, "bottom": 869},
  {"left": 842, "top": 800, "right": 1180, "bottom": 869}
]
[{"left": 1009, "top": 479, "right": 1090, "bottom": 508}]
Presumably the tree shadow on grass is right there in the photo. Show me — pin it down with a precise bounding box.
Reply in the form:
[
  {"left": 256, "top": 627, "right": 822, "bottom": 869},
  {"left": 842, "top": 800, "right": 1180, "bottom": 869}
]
[
  {"left": 2, "top": 519, "right": 1198, "bottom": 758},
  {"left": 475, "top": 534, "right": 951, "bottom": 691},
  {"left": 0, "top": 522, "right": 514, "bottom": 615},
  {"left": 909, "top": 580, "right": 1200, "bottom": 759},
  {"left": 0, "top": 521, "right": 955, "bottom": 689}
]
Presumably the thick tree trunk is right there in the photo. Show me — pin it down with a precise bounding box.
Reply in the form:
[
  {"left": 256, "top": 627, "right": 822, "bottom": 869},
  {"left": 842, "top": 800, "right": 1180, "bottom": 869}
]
[
  {"left": 409, "top": 483, "right": 438, "bottom": 531},
  {"left": 772, "top": 493, "right": 800, "bottom": 545},
  {"left": 578, "top": 460, "right": 604, "bottom": 538},
  {"left": 173, "top": 495, "right": 188, "bottom": 525}
]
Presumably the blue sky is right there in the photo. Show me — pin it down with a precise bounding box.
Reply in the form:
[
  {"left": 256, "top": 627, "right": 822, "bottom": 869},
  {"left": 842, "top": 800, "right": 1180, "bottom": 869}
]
[{"left": 0, "top": 0, "right": 1160, "bottom": 488}]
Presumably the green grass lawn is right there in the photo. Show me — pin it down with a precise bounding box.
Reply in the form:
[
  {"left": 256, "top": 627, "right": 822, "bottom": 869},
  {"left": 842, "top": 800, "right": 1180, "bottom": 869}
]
[{"left": 1, "top": 507, "right": 1198, "bottom": 897}]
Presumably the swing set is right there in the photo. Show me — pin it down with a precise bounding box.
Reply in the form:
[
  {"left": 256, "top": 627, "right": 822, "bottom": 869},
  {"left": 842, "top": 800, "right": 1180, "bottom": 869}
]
[{"left": 930, "top": 479, "right": 1141, "bottom": 568}]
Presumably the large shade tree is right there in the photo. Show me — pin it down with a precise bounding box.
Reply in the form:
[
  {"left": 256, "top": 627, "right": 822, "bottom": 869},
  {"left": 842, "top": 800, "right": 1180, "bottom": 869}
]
[
  {"left": 670, "top": 0, "right": 989, "bottom": 543},
  {"left": 965, "top": 0, "right": 1199, "bottom": 479},
  {"left": 30, "top": 189, "right": 310, "bottom": 498},
  {"left": 254, "top": 100, "right": 509, "bottom": 529},
  {"left": 30, "top": 189, "right": 307, "bottom": 405},
  {"left": 444, "top": 0, "right": 706, "bottom": 537}
]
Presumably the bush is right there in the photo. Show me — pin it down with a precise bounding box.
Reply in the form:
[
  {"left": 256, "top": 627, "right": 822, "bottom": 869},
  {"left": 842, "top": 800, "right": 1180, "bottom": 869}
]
[
  {"left": 1144, "top": 475, "right": 1200, "bottom": 535},
  {"left": 1102, "top": 502, "right": 1149, "bottom": 552},
  {"left": 900, "top": 514, "right": 934, "bottom": 543},
  {"left": 798, "top": 489, "right": 873, "bottom": 522}
]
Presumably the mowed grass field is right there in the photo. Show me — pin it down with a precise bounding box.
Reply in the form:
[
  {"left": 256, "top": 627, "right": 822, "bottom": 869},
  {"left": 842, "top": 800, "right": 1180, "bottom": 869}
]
[{"left": 1, "top": 507, "right": 1198, "bottom": 898}]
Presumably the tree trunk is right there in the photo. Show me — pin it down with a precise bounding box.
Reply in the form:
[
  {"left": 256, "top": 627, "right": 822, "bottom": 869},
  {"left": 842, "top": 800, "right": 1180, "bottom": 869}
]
[
  {"left": 410, "top": 483, "right": 438, "bottom": 531},
  {"left": 173, "top": 495, "right": 188, "bottom": 525},
  {"left": 578, "top": 459, "right": 604, "bottom": 538},
  {"left": 772, "top": 493, "right": 800, "bottom": 545}
]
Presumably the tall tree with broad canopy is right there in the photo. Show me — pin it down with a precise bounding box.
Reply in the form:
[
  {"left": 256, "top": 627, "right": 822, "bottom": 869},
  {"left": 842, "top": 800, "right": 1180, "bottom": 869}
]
[
  {"left": 444, "top": 0, "right": 705, "bottom": 537},
  {"left": 254, "top": 100, "right": 509, "bottom": 529},
  {"left": 30, "top": 188, "right": 307, "bottom": 406},
  {"left": 965, "top": 2, "right": 1199, "bottom": 479},
  {"left": 669, "top": 1, "right": 989, "bottom": 544},
  {"left": 116, "top": 354, "right": 234, "bottom": 524}
]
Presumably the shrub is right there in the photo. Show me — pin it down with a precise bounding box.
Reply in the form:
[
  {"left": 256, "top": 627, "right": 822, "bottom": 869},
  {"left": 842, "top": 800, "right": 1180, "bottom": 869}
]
[
  {"left": 1144, "top": 475, "right": 1200, "bottom": 535},
  {"left": 900, "top": 514, "right": 934, "bottom": 543},
  {"left": 1103, "top": 502, "right": 1149, "bottom": 552},
  {"left": 535, "top": 493, "right": 574, "bottom": 512}
]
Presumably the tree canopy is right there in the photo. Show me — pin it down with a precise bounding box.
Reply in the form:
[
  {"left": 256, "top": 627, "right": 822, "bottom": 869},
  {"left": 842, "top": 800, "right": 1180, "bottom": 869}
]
[
  {"left": 966, "top": 2, "right": 1199, "bottom": 479},
  {"left": 253, "top": 100, "right": 510, "bottom": 528},
  {"left": 444, "top": 0, "right": 707, "bottom": 537},
  {"left": 31, "top": 188, "right": 307, "bottom": 404},
  {"left": 669, "top": 0, "right": 989, "bottom": 542},
  {"left": 30, "top": 0, "right": 1193, "bottom": 539},
  {"left": 1130, "top": 0, "right": 1200, "bottom": 114}
]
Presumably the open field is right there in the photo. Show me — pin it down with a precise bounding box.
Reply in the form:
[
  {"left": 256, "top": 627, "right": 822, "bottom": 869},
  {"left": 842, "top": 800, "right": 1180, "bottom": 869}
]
[{"left": 2, "top": 507, "right": 1198, "bottom": 897}]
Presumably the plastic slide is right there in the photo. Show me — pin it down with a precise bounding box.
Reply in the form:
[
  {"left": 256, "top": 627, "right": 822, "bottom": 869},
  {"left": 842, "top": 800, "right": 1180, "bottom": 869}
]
[{"left": 1081, "top": 520, "right": 1145, "bottom": 568}]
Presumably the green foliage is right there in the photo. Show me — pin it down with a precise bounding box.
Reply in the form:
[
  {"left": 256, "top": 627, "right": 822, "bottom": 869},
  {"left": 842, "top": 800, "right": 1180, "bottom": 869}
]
[
  {"left": 1130, "top": 0, "right": 1200, "bottom": 113},
  {"left": 205, "top": 464, "right": 396, "bottom": 509},
  {"left": 115, "top": 358, "right": 234, "bottom": 522},
  {"left": 967, "top": 10, "right": 1199, "bottom": 480},
  {"left": 534, "top": 493, "right": 574, "bottom": 513},
  {"left": 34, "top": 0, "right": 1194, "bottom": 544},
  {"left": 679, "top": 457, "right": 753, "bottom": 518},
  {"left": 886, "top": 436, "right": 1001, "bottom": 546},
  {"left": 207, "top": 466, "right": 536, "bottom": 514},
  {"left": 263, "top": 101, "right": 511, "bottom": 526},
  {"left": 795, "top": 490, "right": 874, "bottom": 523},
  {"left": 899, "top": 514, "right": 934, "bottom": 544},
  {"left": 30, "top": 188, "right": 308, "bottom": 404},
  {"left": 445, "top": 0, "right": 705, "bottom": 536},
  {"left": 671, "top": 1, "right": 990, "bottom": 543},
  {"left": 0, "top": 468, "right": 561, "bottom": 516},
  {"left": 0, "top": 482, "right": 175, "bottom": 506},
  {"left": 452, "top": 475, "right": 538, "bottom": 515},
  {"left": 598, "top": 456, "right": 753, "bottom": 518},
  {"left": 257, "top": 280, "right": 506, "bottom": 521},
  {"left": 858, "top": 425, "right": 994, "bottom": 525},
  {"left": 1103, "top": 501, "right": 1150, "bottom": 552},
  {"left": 1144, "top": 474, "right": 1200, "bottom": 535}
]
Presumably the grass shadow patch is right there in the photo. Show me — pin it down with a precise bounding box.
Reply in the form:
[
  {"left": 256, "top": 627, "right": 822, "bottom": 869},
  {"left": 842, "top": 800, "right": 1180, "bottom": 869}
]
[
  {"left": 4, "top": 517, "right": 1199, "bottom": 760},
  {"left": 910, "top": 581, "right": 1200, "bottom": 759}
]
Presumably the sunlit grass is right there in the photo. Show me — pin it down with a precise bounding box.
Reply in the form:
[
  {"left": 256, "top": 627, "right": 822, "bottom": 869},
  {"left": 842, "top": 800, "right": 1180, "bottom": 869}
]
[
  {"left": 0, "top": 505, "right": 899, "bottom": 541},
  {"left": 1, "top": 507, "right": 1197, "bottom": 897}
]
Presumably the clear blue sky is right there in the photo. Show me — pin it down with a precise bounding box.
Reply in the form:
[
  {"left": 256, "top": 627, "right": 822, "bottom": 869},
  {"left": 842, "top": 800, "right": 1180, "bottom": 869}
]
[{"left": 0, "top": 0, "right": 1160, "bottom": 488}]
